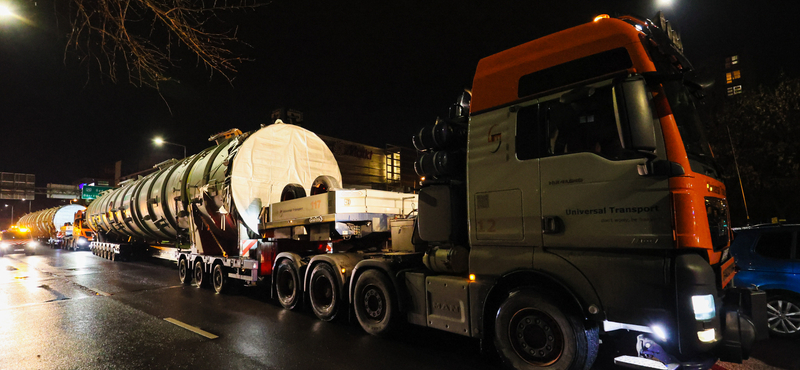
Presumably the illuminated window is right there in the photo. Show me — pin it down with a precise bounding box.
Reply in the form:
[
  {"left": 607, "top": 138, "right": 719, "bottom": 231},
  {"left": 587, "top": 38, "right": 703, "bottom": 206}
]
[
  {"left": 727, "top": 85, "right": 743, "bottom": 96},
  {"left": 385, "top": 152, "right": 401, "bottom": 181},
  {"left": 726, "top": 71, "right": 741, "bottom": 84},
  {"left": 725, "top": 55, "right": 740, "bottom": 69}
]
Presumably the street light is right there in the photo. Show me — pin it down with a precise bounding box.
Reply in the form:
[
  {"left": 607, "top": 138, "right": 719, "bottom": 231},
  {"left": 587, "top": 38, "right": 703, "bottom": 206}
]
[
  {"left": 0, "top": 3, "right": 32, "bottom": 25},
  {"left": 153, "top": 137, "right": 187, "bottom": 159},
  {"left": 0, "top": 4, "right": 14, "bottom": 18}
]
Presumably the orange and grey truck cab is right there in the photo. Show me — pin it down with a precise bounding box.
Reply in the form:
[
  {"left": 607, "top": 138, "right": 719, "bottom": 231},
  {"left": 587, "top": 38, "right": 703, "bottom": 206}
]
[
  {"left": 414, "top": 12, "right": 764, "bottom": 369},
  {"left": 0, "top": 226, "right": 38, "bottom": 256}
]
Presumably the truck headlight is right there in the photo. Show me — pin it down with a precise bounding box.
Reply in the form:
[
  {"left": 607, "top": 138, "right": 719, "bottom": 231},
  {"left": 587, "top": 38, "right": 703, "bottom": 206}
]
[
  {"left": 1, "top": 242, "right": 7, "bottom": 249},
  {"left": 697, "top": 328, "right": 716, "bottom": 342},
  {"left": 28, "top": 241, "right": 39, "bottom": 248},
  {"left": 650, "top": 325, "right": 667, "bottom": 341},
  {"left": 692, "top": 294, "right": 716, "bottom": 321},
  {"left": 77, "top": 238, "right": 88, "bottom": 246}
]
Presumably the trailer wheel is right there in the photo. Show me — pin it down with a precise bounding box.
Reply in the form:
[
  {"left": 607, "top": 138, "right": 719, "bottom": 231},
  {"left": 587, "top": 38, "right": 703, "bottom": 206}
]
[
  {"left": 178, "top": 258, "right": 192, "bottom": 285},
  {"left": 212, "top": 263, "right": 229, "bottom": 294},
  {"left": 309, "top": 263, "right": 340, "bottom": 321},
  {"left": 494, "top": 289, "right": 598, "bottom": 370},
  {"left": 194, "top": 260, "right": 208, "bottom": 288},
  {"left": 354, "top": 270, "right": 397, "bottom": 337},
  {"left": 275, "top": 259, "right": 301, "bottom": 310}
]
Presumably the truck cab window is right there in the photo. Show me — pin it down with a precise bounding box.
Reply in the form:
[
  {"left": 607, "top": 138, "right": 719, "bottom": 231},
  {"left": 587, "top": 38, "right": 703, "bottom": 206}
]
[
  {"left": 515, "top": 84, "right": 632, "bottom": 160},
  {"left": 550, "top": 85, "right": 623, "bottom": 158},
  {"left": 515, "top": 105, "right": 541, "bottom": 160}
]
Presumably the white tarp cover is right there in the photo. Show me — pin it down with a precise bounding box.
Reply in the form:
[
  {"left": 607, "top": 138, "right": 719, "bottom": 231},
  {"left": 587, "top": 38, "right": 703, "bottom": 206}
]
[
  {"left": 53, "top": 204, "right": 86, "bottom": 230},
  {"left": 231, "top": 123, "right": 341, "bottom": 233}
]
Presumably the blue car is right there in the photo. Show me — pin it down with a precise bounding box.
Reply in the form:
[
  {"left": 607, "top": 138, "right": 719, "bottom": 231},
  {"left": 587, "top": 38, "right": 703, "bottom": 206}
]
[{"left": 730, "top": 224, "right": 800, "bottom": 338}]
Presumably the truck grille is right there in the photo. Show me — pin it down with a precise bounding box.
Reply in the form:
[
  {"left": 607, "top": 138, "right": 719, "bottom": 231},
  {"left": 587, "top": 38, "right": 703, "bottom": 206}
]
[{"left": 705, "top": 197, "right": 729, "bottom": 251}]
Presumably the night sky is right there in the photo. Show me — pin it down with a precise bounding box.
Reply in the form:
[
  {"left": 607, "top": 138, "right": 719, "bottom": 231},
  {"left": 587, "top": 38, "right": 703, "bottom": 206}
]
[{"left": 2, "top": 0, "right": 800, "bottom": 189}]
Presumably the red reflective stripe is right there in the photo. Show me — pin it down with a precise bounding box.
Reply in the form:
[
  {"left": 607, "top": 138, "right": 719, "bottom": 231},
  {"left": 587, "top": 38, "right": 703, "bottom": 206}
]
[{"left": 240, "top": 240, "right": 257, "bottom": 256}]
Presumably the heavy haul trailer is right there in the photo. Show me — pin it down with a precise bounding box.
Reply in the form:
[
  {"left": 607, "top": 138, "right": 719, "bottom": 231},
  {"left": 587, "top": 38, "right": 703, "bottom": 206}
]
[
  {"left": 17, "top": 204, "right": 86, "bottom": 248},
  {"left": 262, "top": 13, "right": 766, "bottom": 370},
  {"left": 188, "top": 188, "right": 418, "bottom": 295},
  {"left": 84, "top": 123, "right": 342, "bottom": 262}
]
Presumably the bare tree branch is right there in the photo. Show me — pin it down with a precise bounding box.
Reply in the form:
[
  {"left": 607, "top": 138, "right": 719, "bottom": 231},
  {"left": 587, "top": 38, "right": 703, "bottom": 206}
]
[{"left": 64, "top": 0, "right": 265, "bottom": 88}]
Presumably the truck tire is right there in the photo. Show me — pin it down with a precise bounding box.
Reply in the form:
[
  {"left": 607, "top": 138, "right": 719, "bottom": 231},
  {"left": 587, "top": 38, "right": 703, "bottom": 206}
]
[
  {"left": 212, "top": 263, "right": 229, "bottom": 294},
  {"left": 275, "top": 259, "right": 301, "bottom": 310},
  {"left": 354, "top": 269, "right": 397, "bottom": 337},
  {"left": 494, "top": 289, "right": 598, "bottom": 370},
  {"left": 309, "top": 263, "right": 340, "bottom": 321},
  {"left": 194, "top": 260, "right": 208, "bottom": 288},
  {"left": 178, "top": 258, "right": 192, "bottom": 285}
]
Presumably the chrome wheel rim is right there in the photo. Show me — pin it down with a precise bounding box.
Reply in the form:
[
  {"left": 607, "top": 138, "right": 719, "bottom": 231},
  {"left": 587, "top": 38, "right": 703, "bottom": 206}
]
[{"left": 767, "top": 299, "right": 800, "bottom": 335}]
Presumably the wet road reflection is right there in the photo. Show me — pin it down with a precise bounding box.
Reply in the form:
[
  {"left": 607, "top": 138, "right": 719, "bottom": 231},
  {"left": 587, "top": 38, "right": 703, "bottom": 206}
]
[{"left": 1, "top": 248, "right": 796, "bottom": 370}]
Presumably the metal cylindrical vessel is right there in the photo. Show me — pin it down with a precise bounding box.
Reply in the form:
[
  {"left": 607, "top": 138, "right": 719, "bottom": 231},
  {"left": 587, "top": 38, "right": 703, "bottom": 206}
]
[
  {"left": 85, "top": 123, "right": 341, "bottom": 255},
  {"left": 17, "top": 205, "right": 86, "bottom": 240}
]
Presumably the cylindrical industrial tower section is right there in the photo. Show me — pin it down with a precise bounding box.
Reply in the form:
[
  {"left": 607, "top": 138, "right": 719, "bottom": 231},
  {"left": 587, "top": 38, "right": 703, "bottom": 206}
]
[
  {"left": 17, "top": 204, "right": 86, "bottom": 240},
  {"left": 85, "top": 123, "right": 341, "bottom": 255}
]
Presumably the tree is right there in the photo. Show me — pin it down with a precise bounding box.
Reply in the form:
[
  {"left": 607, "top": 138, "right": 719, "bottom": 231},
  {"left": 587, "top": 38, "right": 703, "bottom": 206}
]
[
  {"left": 706, "top": 74, "right": 800, "bottom": 224},
  {"left": 63, "top": 0, "right": 264, "bottom": 88}
]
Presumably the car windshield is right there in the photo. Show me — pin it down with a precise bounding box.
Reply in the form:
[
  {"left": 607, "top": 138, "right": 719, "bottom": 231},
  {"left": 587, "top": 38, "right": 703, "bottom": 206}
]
[{"left": 2, "top": 230, "right": 31, "bottom": 240}]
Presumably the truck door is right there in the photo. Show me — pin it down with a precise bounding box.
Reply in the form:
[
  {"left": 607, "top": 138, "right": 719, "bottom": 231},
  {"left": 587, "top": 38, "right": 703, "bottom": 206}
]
[
  {"left": 537, "top": 79, "right": 673, "bottom": 251},
  {"left": 467, "top": 100, "right": 542, "bottom": 275}
]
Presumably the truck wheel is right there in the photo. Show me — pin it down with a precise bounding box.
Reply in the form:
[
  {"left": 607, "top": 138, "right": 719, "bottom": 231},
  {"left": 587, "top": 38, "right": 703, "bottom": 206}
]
[
  {"left": 494, "top": 289, "right": 598, "bottom": 370},
  {"left": 178, "top": 258, "right": 192, "bottom": 285},
  {"left": 354, "top": 270, "right": 396, "bottom": 337},
  {"left": 309, "top": 263, "right": 340, "bottom": 321},
  {"left": 767, "top": 293, "right": 800, "bottom": 338},
  {"left": 275, "top": 259, "right": 301, "bottom": 310},
  {"left": 212, "top": 263, "right": 228, "bottom": 294},
  {"left": 194, "top": 260, "right": 208, "bottom": 288}
]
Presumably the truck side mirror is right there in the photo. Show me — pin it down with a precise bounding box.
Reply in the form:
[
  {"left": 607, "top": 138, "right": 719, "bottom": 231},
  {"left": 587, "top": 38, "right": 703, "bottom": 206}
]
[{"left": 617, "top": 76, "right": 657, "bottom": 155}]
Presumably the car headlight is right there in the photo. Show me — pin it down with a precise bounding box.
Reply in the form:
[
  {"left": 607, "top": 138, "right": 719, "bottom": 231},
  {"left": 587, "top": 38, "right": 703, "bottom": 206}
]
[{"left": 692, "top": 294, "right": 716, "bottom": 321}]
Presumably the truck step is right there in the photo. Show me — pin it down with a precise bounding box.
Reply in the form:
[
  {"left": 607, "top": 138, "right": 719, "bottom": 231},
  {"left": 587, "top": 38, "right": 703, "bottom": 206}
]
[{"left": 614, "top": 355, "right": 679, "bottom": 370}]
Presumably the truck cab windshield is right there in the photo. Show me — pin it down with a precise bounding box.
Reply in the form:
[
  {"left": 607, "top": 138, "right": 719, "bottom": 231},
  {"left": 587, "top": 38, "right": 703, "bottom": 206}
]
[{"left": 661, "top": 79, "right": 719, "bottom": 179}]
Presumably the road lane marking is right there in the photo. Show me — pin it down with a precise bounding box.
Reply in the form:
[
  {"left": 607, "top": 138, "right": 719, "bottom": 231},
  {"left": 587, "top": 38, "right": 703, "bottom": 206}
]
[{"left": 164, "top": 318, "right": 219, "bottom": 339}]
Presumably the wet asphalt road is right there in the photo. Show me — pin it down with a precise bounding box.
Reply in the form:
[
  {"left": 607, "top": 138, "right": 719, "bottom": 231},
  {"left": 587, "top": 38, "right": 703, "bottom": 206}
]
[{"left": 1, "top": 247, "right": 797, "bottom": 370}]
